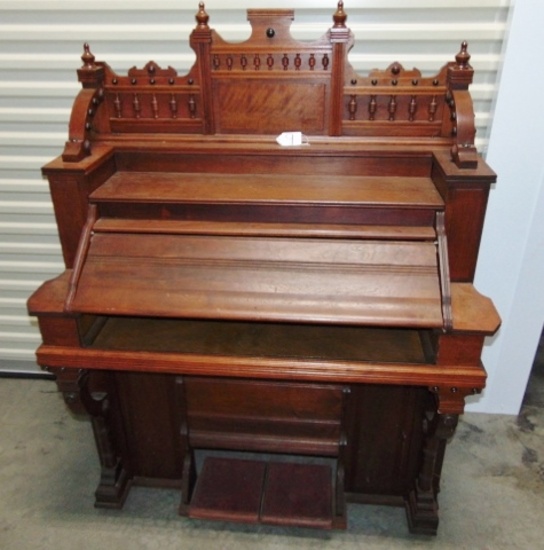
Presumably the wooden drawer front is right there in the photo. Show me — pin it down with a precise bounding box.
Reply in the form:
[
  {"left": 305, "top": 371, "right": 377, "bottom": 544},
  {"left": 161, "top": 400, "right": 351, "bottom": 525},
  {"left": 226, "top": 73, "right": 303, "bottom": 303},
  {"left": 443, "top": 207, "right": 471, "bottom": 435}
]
[{"left": 184, "top": 377, "right": 344, "bottom": 456}]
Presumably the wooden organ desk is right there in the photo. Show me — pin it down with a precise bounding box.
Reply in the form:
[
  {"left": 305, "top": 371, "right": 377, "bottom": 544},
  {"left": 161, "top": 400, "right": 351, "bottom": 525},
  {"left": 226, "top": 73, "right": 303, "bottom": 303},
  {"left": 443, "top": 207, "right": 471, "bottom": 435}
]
[{"left": 28, "top": 2, "right": 500, "bottom": 535}]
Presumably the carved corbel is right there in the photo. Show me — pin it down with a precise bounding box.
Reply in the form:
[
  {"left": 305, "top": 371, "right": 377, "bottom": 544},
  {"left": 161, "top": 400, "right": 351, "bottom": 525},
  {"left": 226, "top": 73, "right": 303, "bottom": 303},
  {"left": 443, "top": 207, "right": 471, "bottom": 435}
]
[
  {"left": 406, "top": 409, "right": 459, "bottom": 535},
  {"left": 46, "top": 366, "right": 89, "bottom": 415},
  {"left": 448, "top": 89, "right": 478, "bottom": 168},
  {"left": 48, "top": 367, "right": 131, "bottom": 509},
  {"left": 62, "top": 86, "right": 104, "bottom": 162},
  {"left": 429, "top": 384, "right": 481, "bottom": 415},
  {"left": 61, "top": 87, "right": 104, "bottom": 162}
]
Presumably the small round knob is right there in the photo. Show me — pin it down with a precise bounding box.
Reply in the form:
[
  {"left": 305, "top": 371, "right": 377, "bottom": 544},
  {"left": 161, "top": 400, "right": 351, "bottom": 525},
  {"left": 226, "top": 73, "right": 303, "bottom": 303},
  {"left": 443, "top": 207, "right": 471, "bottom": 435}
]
[{"left": 266, "top": 28, "right": 275, "bottom": 38}]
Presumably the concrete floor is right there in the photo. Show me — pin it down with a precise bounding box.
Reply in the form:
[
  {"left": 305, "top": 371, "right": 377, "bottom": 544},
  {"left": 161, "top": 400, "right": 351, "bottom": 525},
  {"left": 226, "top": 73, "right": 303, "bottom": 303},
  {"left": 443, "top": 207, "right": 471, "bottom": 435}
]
[{"left": 1, "top": 346, "right": 543, "bottom": 549}]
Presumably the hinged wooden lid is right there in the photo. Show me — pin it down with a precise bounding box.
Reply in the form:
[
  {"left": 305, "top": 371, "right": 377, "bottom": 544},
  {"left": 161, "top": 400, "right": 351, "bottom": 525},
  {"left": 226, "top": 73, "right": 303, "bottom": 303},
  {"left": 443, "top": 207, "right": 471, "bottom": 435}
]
[{"left": 65, "top": 227, "right": 445, "bottom": 329}]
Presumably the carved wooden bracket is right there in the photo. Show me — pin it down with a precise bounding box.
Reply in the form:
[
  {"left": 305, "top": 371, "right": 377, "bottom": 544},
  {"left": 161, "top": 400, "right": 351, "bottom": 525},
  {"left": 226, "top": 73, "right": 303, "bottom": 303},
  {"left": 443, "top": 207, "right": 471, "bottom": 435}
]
[
  {"left": 429, "top": 384, "right": 481, "bottom": 415},
  {"left": 45, "top": 366, "right": 89, "bottom": 415},
  {"left": 448, "top": 89, "right": 478, "bottom": 168},
  {"left": 48, "top": 367, "right": 131, "bottom": 508},
  {"left": 406, "top": 408, "right": 459, "bottom": 535},
  {"left": 62, "top": 82, "right": 104, "bottom": 162}
]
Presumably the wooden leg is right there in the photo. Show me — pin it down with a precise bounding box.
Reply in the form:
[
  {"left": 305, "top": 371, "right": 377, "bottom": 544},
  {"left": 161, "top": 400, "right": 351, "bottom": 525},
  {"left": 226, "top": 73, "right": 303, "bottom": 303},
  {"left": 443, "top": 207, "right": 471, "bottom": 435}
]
[
  {"left": 406, "top": 409, "right": 458, "bottom": 535},
  {"left": 51, "top": 367, "right": 132, "bottom": 509}
]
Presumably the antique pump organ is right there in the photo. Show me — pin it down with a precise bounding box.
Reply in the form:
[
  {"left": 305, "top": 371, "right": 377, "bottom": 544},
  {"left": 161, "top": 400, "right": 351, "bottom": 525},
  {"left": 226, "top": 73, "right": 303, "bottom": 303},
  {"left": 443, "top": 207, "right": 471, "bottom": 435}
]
[{"left": 28, "top": 2, "right": 500, "bottom": 534}]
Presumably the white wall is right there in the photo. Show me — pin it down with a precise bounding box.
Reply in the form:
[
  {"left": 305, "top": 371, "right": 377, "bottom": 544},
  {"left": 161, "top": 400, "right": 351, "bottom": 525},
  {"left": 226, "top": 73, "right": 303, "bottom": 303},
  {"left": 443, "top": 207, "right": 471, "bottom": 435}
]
[{"left": 469, "top": 0, "right": 544, "bottom": 414}]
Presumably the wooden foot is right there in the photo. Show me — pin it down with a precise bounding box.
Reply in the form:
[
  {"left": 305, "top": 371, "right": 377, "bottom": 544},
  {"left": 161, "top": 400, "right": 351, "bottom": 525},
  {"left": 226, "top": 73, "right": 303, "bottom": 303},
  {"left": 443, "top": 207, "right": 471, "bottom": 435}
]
[
  {"left": 405, "top": 483, "right": 439, "bottom": 535},
  {"left": 94, "top": 457, "right": 132, "bottom": 509}
]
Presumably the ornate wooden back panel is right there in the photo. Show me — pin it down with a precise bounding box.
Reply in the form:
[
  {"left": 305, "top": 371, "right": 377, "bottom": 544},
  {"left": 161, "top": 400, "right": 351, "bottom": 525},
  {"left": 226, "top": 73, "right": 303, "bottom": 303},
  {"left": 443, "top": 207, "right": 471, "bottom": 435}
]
[{"left": 65, "top": 1, "right": 478, "bottom": 167}]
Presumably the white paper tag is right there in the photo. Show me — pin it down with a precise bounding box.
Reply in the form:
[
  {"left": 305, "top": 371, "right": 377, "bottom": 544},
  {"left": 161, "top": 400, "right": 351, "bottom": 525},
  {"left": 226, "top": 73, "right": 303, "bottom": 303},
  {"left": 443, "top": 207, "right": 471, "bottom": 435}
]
[{"left": 276, "top": 131, "right": 309, "bottom": 147}]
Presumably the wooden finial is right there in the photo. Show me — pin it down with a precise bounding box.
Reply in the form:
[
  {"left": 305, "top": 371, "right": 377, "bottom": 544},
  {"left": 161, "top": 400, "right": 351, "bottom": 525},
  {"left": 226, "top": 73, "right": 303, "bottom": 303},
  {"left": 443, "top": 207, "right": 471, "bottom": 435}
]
[
  {"left": 77, "top": 43, "right": 104, "bottom": 88},
  {"left": 81, "top": 43, "right": 95, "bottom": 69},
  {"left": 333, "top": 1, "right": 347, "bottom": 28},
  {"left": 455, "top": 41, "right": 471, "bottom": 69},
  {"left": 196, "top": 2, "right": 209, "bottom": 29}
]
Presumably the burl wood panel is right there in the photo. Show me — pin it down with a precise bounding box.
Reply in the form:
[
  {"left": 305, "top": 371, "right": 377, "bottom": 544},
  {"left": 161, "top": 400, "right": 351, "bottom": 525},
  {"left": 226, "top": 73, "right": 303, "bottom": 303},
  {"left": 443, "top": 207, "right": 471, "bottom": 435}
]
[{"left": 214, "top": 81, "right": 328, "bottom": 134}]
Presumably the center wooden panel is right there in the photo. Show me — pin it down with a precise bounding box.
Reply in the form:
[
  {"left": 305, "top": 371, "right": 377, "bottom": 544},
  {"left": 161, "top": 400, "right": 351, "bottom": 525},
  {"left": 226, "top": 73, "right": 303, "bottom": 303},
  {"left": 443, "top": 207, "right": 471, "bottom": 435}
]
[{"left": 214, "top": 80, "right": 328, "bottom": 134}]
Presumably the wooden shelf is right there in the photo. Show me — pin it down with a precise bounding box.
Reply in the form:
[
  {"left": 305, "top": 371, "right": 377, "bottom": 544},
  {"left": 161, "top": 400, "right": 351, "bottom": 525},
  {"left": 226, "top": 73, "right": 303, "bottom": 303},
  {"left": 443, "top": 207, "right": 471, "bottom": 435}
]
[
  {"left": 89, "top": 317, "right": 432, "bottom": 364},
  {"left": 91, "top": 172, "right": 443, "bottom": 209}
]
